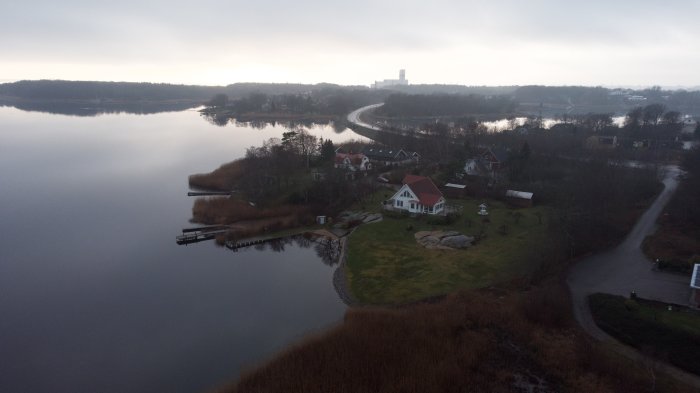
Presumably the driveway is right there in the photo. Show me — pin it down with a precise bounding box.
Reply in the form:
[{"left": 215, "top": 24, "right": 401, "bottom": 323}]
[
  {"left": 568, "top": 165, "right": 686, "bottom": 314},
  {"left": 566, "top": 165, "right": 700, "bottom": 387}
]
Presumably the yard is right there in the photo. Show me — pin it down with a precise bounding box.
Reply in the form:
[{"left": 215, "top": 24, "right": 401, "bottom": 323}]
[{"left": 345, "top": 193, "right": 551, "bottom": 304}]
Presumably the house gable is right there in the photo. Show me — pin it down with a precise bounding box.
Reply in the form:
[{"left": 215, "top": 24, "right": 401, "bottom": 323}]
[{"left": 388, "top": 175, "right": 446, "bottom": 215}]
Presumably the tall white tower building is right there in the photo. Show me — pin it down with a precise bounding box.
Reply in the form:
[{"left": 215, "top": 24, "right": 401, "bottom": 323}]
[{"left": 373, "top": 70, "right": 409, "bottom": 89}]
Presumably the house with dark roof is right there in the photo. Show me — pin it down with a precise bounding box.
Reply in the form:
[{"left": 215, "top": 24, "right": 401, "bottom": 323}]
[
  {"left": 361, "top": 146, "right": 419, "bottom": 166},
  {"left": 481, "top": 147, "right": 510, "bottom": 171},
  {"left": 585, "top": 135, "right": 618, "bottom": 149},
  {"left": 388, "top": 175, "right": 445, "bottom": 215}
]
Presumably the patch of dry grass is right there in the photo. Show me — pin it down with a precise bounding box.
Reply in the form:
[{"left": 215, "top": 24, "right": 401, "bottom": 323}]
[
  {"left": 215, "top": 285, "right": 691, "bottom": 393},
  {"left": 189, "top": 159, "right": 247, "bottom": 191}
]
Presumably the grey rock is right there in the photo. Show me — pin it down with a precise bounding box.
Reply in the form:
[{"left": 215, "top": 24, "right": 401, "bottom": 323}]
[{"left": 440, "top": 235, "right": 474, "bottom": 249}]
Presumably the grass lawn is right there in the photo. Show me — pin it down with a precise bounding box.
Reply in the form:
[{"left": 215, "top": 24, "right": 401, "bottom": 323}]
[
  {"left": 589, "top": 293, "right": 700, "bottom": 375},
  {"left": 345, "top": 193, "right": 551, "bottom": 304}
]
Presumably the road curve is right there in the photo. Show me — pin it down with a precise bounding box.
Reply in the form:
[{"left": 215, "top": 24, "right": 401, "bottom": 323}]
[
  {"left": 567, "top": 165, "right": 700, "bottom": 387},
  {"left": 347, "top": 103, "right": 384, "bottom": 131}
]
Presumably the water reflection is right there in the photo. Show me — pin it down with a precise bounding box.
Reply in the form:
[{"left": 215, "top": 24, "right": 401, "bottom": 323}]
[
  {"left": 1, "top": 100, "right": 199, "bottom": 116},
  {"left": 0, "top": 106, "right": 349, "bottom": 393},
  {"left": 199, "top": 110, "right": 352, "bottom": 135},
  {"left": 237, "top": 234, "right": 341, "bottom": 267}
]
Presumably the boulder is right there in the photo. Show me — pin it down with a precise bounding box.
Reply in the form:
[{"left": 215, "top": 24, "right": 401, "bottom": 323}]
[
  {"left": 415, "top": 230, "right": 473, "bottom": 249},
  {"left": 363, "top": 213, "right": 382, "bottom": 223},
  {"left": 414, "top": 231, "right": 433, "bottom": 240},
  {"left": 440, "top": 235, "right": 474, "bottom": 249}
]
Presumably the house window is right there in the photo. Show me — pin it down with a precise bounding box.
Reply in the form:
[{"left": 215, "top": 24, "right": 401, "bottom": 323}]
[
  {"left": 395, "top": 200, "right": 403, "bottom": 207},
  {"left": 429, "top": 206, "right": 434, "bottom": 213},
  {"left": 411, "top": 203, "right": 415, "bottom": 209}
]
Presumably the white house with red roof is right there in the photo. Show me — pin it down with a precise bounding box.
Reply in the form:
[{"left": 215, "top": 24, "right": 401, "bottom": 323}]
[
  {"left": 334, "top": 152, "right": 371, "bottom": 172},
  {"left": 389, "top": 175, "right": 446, "bottom": 215}
]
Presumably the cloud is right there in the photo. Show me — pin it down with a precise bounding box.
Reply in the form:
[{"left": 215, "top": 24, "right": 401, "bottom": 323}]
[{"left": 1, "top": 0, "right": 699, "bottom": 85}]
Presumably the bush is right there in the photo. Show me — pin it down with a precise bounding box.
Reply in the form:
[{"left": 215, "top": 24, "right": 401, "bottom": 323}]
[
  {"left": 383, "top": 210, "right": 409, "bottom": 220},
  {"left": 657, "top": 258, "right": 693, "bottom": 274}
]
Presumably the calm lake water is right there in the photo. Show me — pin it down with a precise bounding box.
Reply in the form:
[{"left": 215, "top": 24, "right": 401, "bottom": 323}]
[{"left": 0, "top": 106, "right": 363, "bottom": 393}]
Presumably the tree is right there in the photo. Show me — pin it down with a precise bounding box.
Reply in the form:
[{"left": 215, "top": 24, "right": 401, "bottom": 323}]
[
  {"left": 625, "top": 107, "right": 643, "bottom": 128},
  {"left": 661, "top": 110, "right": 681, "bottom": 125},
  {"left": 281, "top": 129, "right": 318, "bottom": 168},
  {"left": 520, "top": 141, "right": 531, "bottom": 161},
  {"left": 207, "top": 93, "right": 229, "bottom": 108},
  {"left": 319, "top": 139, "right": 335, "bottom": 164},
  {"left": 642, "top": 103, "right": 665, "bottom": 126}
]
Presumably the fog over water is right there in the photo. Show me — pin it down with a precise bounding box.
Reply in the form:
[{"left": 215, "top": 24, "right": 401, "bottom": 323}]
[{"left": 0, "top": 106, "right": 361, "bottom": 393}]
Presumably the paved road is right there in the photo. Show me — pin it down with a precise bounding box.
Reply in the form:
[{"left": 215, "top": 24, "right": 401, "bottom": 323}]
[
  {"left": 347, "top": 103, "right": 384, "bottom": 131},
  {"left": 568, "top": 165, "right": 686, "bottom": 311},
  {"left": 567, "top": 165, "right": 700, "bottom": 387}
]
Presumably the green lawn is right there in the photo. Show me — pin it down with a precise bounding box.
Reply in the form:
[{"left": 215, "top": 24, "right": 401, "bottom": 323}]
[
  {"left": 589, "top": 293, "right": 700, "bottom": 375},
  {"left": 345, "top": 194, "right": 551, "bottom": 304}
]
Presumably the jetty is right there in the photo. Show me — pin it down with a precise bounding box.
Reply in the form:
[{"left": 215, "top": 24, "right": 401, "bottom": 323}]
[
  {"left": 187, "top": 191, "right": 234, "bottom": 197},
  {"left": 176, "top": 226, "right": 230, "bottom": 245},
  {"left": 225, "top": 234, "right": 298, "bottom": 251}
]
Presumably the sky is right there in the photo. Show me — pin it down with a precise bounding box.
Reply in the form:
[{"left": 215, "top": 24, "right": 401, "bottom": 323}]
[{"left": 1, "top": 0, "right": 699, "bottom": 87}]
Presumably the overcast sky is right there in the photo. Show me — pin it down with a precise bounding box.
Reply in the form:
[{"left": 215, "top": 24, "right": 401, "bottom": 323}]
[{"left": 1, "top": 0, "right": 699, "bottom": 87}]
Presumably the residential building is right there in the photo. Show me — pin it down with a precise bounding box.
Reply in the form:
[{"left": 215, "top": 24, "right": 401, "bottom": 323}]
[
  {"left": 388, "top": 175, "right": 445, "bottom": 215},
  {"left": 362, "top": 146, "right": 419, "bottom": 166}
]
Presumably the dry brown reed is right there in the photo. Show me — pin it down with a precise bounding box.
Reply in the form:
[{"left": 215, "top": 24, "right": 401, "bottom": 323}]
[{"left": 215, "top": 286, "right": 690, "bottom": 393}]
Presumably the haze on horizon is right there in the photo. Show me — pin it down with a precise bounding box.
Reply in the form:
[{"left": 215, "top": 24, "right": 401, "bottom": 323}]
[{"left": 1, "top": 0, "right": 699, "bottom": 88}]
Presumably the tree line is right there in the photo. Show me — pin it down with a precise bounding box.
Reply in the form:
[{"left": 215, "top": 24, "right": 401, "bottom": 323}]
[{"left": 376, "top": 93, "right": 516, "bottom": 117}]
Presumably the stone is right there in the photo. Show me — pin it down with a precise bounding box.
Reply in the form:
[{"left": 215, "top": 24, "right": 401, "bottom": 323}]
[
  {"left": 414, "top": 231, "right": 433, "bottom": 240},
  {"left": 439, "top": 235, "right": 474, "bottom": 249},
  {"left": 415, "top": 230, "right": 473, "bottom": 249},
  {"left": 363, "top": 213, "right": 382, "bottom": 223}
]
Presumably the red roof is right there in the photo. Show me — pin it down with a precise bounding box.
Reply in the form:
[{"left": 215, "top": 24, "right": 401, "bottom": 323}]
[
  {"left": 402, "top": 175, "right": 443, "bottom": 206},
  {"left": 335, "top": 153, "right": 366, "bottom": 165}
]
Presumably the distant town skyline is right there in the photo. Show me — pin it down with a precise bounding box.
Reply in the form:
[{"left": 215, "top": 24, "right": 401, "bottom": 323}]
[{"left": 1, "top": 1, "right": 699, "bottom": 87}]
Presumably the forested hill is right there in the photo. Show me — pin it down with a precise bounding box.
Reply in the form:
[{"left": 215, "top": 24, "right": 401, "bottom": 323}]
[
  {"left": 0, "top": 80, "right": 224, "bottom": 101},
  {"left": 0, "top": 80, "right": 365, "bottom": 102}
]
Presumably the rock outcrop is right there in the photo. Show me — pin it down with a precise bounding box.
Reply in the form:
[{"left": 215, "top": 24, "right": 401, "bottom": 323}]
[{"left": 415, "top": 231, "right": 474, "bottom": 250}]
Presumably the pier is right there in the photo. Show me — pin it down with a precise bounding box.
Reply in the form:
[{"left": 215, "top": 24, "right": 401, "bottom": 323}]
[
  {"left": 225, "top": 235, "right": 296, "bottom": 251},
  {"left": 187, "top": 191, "right": 234, "bottom": 197},
  {"left": 176, "top": 228, "right": 229, "bottom": 245}
]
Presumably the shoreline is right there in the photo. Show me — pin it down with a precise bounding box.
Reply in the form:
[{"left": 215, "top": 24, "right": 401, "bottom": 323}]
[{"left": 333, "top": 230, "right": 358, "bottom": 306}]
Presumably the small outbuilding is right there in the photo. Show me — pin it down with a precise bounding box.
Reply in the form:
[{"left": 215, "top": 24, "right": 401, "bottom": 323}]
[
  {"left": 505, "top": 189, "right": 534, "bottom": 207},
  {"left": 442, "top": 183, "right": 467, "bottom": 198},
  {"left": 690, "top": 264, "right": 700, "bottom": 308}
]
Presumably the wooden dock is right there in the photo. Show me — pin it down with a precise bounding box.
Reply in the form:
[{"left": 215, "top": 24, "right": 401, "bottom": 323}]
[
  {"left": 176, "top": 229, "right": 229, "bottom": 245},
  {"left": 225, "top": 235, "right": 286, "bottom": 251},
  {"left": 187, "top": 191, "right": 234, "bottom": 197},
  {"left": 181, "top": 225, "right": 228, "bottom": 233}
]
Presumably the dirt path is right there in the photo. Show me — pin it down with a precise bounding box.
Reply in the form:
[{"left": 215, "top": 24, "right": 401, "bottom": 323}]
[{"left": 567, "top": 165, "right": 700, "bottom": 387}]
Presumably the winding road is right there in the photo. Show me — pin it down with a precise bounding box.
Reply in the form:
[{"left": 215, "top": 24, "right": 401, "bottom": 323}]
[
  {"left": 347, "top": 103, "right": 384, "bottom": 131},
  {"left": 567, "top": 165, "right": 700, "bottom": 387}
]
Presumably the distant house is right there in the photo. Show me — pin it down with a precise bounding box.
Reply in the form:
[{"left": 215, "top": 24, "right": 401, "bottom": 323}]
[
  {"left": 632, "top": 140, "right": 650, "bottom": 149},
  {"left": 464, "top": 158, "right": 481, "bottom": 176},
  {"left": 334, "top": 152, "right": 371, "bottom": 172},
  {"left": 586, "top": 135, "right": 618, "bottom": 149},
  {"left": 481, "top": 147, "right": 509, "bottom": 171},
  {"left": 682, "top": 118, "right": 697, "bottom": 134},
  {"left": 388, "top": 175, "right": 445, "bottom": 215},
  {"left": 362, "top": 146, "right": 419, "bottom": 166},
  {"left": 505, "top": 189, "right": 533, "bottom": 207}
]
